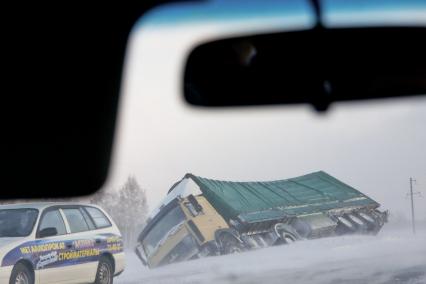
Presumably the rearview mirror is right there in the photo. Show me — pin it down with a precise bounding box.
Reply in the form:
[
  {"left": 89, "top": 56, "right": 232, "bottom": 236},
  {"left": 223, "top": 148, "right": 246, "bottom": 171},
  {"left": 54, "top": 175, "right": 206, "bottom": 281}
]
[{"left": 184, "top": 27, "right": 426, "bottom": 111}]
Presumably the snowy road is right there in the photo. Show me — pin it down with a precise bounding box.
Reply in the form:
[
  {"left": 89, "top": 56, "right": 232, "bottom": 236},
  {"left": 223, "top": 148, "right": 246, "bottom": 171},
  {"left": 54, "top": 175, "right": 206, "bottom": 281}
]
[{"left": 116, "top": 228, "right": 426, "bottom": 284}]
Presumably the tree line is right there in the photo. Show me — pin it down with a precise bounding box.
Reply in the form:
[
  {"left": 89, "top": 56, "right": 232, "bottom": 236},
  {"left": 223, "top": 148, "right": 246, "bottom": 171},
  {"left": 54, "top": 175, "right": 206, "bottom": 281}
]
[{"left": 89, "top": 176, "right": 148, "bottom": 247}]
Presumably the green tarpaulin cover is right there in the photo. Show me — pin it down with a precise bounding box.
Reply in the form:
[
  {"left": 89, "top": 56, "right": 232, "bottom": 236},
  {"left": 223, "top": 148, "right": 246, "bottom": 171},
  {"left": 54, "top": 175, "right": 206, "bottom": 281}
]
[{"left": 187, "top": 171, "right": 379, "bottom": 223}]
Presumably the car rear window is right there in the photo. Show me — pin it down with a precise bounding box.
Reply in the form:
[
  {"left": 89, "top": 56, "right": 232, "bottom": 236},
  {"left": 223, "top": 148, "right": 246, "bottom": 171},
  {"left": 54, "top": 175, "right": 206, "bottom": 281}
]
[
  {"left": 62, "top": 208, "right": 89, "bottom": 233},
  {"left": 85, "top": 207, "right": 111, "bottom": 228}
]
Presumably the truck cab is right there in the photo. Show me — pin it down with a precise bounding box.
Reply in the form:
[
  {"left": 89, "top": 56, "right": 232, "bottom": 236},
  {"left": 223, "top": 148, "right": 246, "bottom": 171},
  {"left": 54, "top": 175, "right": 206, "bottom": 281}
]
[{"left": 136, "top": 193, "right": 228, "bottom": 268}]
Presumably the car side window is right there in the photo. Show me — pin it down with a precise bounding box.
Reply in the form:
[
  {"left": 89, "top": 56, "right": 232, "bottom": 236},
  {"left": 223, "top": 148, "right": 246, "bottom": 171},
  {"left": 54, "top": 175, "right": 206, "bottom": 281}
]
[
  {"left": 85, "top": 207, "right": 112, "bottom": 228},
  {"left": 62, "top": 208, "right": 89, "bottom": 233},
  {"left": 80, "top": 208, "right": 96, "bottom": 230},
  {"left": 39, "top": 209, "right": 67, "bottom": 236}
]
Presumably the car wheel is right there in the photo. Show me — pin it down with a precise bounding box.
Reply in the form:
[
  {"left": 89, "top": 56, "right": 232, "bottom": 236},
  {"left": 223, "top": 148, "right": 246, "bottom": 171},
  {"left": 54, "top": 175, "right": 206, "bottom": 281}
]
[
  {"left": 94, "top": 257, "right": 114, "bottom": 284},
  {"left": 9, "top": 263, "right": 34, "bottom": 284}
]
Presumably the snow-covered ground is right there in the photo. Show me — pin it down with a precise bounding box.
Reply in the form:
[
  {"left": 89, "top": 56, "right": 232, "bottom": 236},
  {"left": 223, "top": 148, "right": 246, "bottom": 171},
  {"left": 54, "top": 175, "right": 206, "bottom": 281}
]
[{"left": 116, "top": 227, "right": 426, "bottom": 284}]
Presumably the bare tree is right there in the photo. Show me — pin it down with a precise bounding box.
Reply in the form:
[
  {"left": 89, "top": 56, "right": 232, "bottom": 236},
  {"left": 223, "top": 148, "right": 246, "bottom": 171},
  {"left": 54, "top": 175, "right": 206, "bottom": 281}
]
[{"left": 90, "top": 176, "right": 148, "bottom": 247}]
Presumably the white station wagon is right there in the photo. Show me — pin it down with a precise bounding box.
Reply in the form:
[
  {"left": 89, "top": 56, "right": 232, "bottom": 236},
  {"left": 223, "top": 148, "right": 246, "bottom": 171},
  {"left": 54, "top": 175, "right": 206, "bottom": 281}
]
[{"left": 0, "top": 203, "right": 125, "bottom": 284}]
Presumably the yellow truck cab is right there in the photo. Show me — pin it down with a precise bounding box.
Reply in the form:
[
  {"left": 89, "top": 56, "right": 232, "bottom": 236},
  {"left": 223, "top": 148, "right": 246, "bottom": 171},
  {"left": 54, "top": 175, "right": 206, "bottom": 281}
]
[{"left": 135, "top": 178, "right": 229, "bottom": 268}]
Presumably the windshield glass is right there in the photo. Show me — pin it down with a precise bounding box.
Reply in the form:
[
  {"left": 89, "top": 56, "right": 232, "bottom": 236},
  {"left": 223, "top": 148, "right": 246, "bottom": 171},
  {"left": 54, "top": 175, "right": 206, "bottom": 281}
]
[
  {"left": 108, "top": 1, "right": 426, "bottom": 283},
  {"left": 3, "top": 1, "right": 426, "bottom": 283},
  {"left": 0, "top": 209, "right": 38, "bottom": 237},
  {"left": 142, "top": 205, "right": 186, "bottom": 257}
]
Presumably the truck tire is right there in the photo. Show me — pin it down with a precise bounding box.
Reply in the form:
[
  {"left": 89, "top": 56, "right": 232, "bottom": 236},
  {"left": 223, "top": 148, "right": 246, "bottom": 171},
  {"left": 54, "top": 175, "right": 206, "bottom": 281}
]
[
  {"left": 9, "top": 263, "right": 34, "bottom": 284},
  {"left": 274, "top": 223, "right": 299, "bottom": 245},
  {"left": 280, "top": 231, "right": 297, "bottom": 244},
  {"left": 218, "top": 233, "right": 245, "bottom": 255}
]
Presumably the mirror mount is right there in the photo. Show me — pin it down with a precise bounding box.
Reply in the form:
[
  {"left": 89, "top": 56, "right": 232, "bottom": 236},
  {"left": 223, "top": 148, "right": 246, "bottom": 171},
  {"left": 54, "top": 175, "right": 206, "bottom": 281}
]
[
  {"left": 188, "top": 194, "right": 203, "bottom": 213},
  {"left": 38, "top": 227, "right": 58, "bottom": 238}
]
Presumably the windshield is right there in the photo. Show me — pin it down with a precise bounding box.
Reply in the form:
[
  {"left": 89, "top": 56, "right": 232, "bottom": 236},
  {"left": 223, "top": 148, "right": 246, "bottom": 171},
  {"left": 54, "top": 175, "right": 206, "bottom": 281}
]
[
  {"left": 142, "top": 205, "right": 186, "bottom": 257},
  {"left": 3, "top": 1, "right": 426, "bottom": 284},
  {"left": 0, "top": 209, "right": 38, "bottom": 237},
  {"left": 108, "top": 1, "right": 426, "bottom": 283}
]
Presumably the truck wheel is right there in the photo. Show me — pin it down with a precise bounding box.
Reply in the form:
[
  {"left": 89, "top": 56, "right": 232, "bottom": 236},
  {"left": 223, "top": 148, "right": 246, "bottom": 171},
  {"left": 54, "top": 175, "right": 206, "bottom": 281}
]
[
  {"left": 280, "top": 231, "right": 297, "bottom": 244},
  {"left": 94, "top": 257, "right": 113, "bottom": 284},
  {"left": 274, "top": 223, "right": 299, "bottom": 245},
  {"left": 10, "top": 263, "right": 34, "bottom": 284},
  {"left": 219, "top": 233, "right": 245, "bottom": 255}
]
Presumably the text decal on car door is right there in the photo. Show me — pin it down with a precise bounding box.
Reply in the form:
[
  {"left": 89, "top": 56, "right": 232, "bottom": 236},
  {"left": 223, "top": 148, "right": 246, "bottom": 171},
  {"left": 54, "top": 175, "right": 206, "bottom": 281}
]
[{"left": 1, "top": 233, "right": 123, "bottom": 269}]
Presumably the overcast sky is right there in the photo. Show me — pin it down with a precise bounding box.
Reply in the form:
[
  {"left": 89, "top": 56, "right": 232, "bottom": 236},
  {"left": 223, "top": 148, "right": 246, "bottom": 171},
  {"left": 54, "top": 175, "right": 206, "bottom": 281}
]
[{"left": 105, "top": 3, "right": 426, "bottom": 223}]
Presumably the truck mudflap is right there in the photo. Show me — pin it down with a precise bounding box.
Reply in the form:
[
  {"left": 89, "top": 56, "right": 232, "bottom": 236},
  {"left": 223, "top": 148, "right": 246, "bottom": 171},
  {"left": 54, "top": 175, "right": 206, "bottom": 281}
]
[{"left": 135, "top": 244, "right": 148, "bottom": 266}]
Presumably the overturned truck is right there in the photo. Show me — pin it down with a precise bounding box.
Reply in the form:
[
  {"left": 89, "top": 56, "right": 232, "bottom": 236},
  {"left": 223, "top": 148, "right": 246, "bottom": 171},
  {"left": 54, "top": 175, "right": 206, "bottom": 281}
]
[{"left": 136, "top": 171, "right": 388, "bottom": 267}]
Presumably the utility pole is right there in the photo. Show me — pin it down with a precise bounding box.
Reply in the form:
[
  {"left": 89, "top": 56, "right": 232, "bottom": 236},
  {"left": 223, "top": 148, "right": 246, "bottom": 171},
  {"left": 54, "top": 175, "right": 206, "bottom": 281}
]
[
  {"left": 409, "top": 178, "right": 416, "bottom": 234},
  {"left": 407, "top": 178, "right": 421, "bottom": 234}
]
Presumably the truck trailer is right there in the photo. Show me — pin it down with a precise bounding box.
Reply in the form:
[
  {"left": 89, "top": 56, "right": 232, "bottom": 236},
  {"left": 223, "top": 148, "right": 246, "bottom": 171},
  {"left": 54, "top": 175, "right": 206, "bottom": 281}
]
[{"left": 135, "top": 171, "right": 388, "bottom": 268}]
